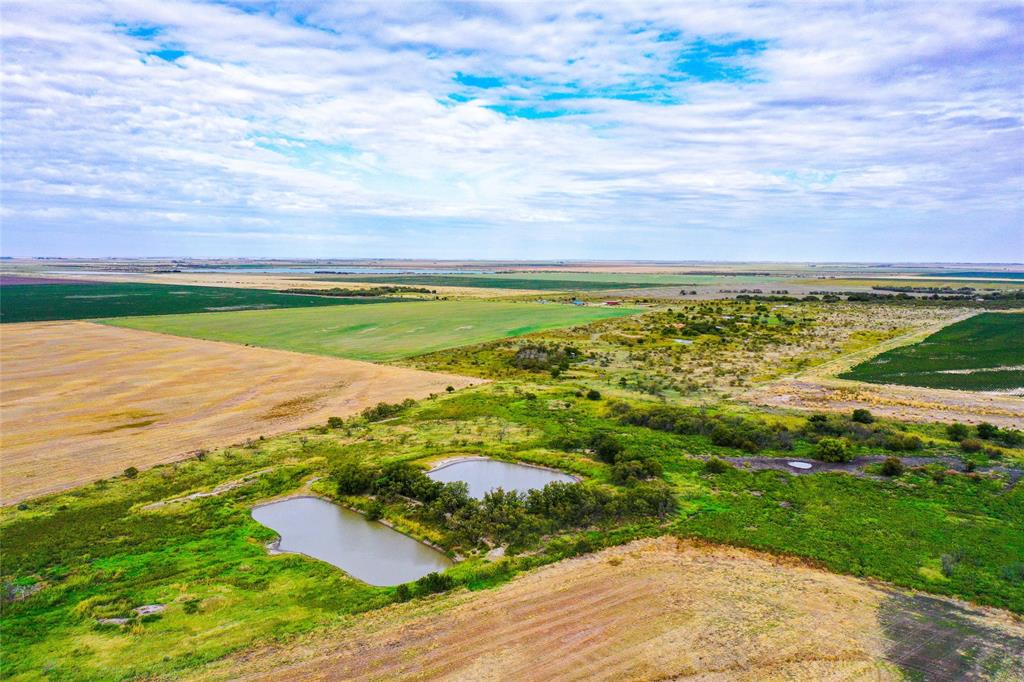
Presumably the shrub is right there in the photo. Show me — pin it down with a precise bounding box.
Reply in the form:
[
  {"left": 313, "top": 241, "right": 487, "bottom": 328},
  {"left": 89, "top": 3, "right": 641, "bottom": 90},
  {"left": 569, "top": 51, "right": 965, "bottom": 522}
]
[
  {"left": 123, "top": 467, "right": 139, "bottom": 479},
  {"left": 610, "top": 457, "right": 661, "bottom": 485},
  {"left": 851, "top": 409, "right": 874, "bottom": 424},
  {"left": 587, "top": 432, "right": 623, "bottom": 463},
  {"left": 364, "top": 500, "right": 384, "bottom": 521},
  {"left": 977, "top": 422, "right": 998, "bottom": 440},
  {"left": 884, "top": 433, "right": 922, "bottom": 452},
  {"left": 946, "top": 423, "right": 969, "bottom": 441},
  {"left": 960, "top": 438, "right": 984, "bottom": 453},
  {"left": 415, "top": 572, "right": 455, "bottom": 595},
  {"left": 880, "top": 457, "right": 905, "bottom": 476},
  {"left": 332, "top": 460, "right": 376, "bottom": 495},
  {"left": 815, "top": 437, "right": 851, "bottom": 463},
  {"left": 585, "top": 389, "right": 601, "bottom": 400},
  {"left": 394, "top": 584, "right": 412, "bottom": 602},
  {"left": 326, "top": 416, "right": 345, "bottom": 429},
  {"left": 361, "top": 398, "right": 415, "bottom": 422},
  {"left": 704, "top": 457, "right": 731, "bottom": 474}
]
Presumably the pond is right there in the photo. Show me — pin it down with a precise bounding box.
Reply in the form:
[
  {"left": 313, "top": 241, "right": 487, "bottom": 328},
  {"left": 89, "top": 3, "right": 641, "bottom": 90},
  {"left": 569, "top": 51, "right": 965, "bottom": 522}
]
[
  {"left": 427, "top": 458, "right": 578, "bottom": 499},
  {"left": 252, "top": 497, "right": 452, "bottom": 586}
]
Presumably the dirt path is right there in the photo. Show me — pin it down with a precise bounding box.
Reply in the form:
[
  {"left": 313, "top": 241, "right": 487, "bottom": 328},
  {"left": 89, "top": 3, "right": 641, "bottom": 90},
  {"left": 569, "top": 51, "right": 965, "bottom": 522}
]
[{"left": 184, "top": 537, "right": 1024, "bottom": 682}]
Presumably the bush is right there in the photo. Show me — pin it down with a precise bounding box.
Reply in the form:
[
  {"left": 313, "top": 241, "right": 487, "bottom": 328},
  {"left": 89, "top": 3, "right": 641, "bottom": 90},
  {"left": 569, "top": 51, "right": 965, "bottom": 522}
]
[
  {"left": 946, "top": 423, "right": 969, "bottom": 441},
  {"left": 880, "top": 457, "right": 905, "bottom": 476},
  {"left": 585, "top": 389, "right": 601, "bottom": 400},
  {"left": 960, "top": 438, "right": 984, "bottom": 453},
  {"left": 361, "top": 399, "right": 415, "bottom": 422},
  {"left": 123, "top": 467, "right": 139, "bottom": 479},
  {"left": 815, "top": 437, "right": 851, "bottom": 463},
  {"left": 326, "top": 416, "right": 345, "bottom": 429},
  {"left": 587, "top": 432, "right": 623, "bottom": 463},
  {"left": 610, "top": 457, "right": 661, "bottom": 485},
  {"left": 851, "top": 409, "right": 874, "bottom": 424},
  {"left": 394, "top": 584, "right": 412, "bottom": 602},
  {"left": 704, "top": 457, "right": 731, "bottom": 474},
  {"left": 332, "top": 460, "right": 377, "bottom": 495},
  {"left": 364, "top": 500, "right": 384, "bottom": 521},
  {"left": 415, "top": 572, "right": 455, "bottom": 595},
  {"left": 884, "top": 433, "right": 922, "bottom": 452},
  {"left": 977, "top": 422, "right": 998, "bottom": 440}
]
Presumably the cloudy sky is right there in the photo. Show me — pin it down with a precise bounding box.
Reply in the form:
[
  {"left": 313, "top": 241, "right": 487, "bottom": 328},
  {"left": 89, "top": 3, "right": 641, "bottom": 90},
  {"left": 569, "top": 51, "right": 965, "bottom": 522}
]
[{"left": 2, "top": 1, "right": 1022, "bottom": 260}]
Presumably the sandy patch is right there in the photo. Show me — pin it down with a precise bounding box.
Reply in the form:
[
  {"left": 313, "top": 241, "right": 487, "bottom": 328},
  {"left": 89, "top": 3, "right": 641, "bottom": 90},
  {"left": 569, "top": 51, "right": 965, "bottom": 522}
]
[{"left": 0, "top": 321, "right": 481, "bottom": 503}]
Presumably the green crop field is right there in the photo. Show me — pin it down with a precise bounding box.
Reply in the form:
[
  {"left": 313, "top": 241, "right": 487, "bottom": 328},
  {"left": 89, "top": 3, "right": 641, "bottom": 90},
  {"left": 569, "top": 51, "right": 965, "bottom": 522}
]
[
  {"left": 307, "top": 272, "right": 778, "bottom": 291},
  {"left": 105, "top": 301, "right": 638, "bottom": 362},
  {"left": 0, "top": 283, "right": 399, "bottom": 323},
  {"left": 840, "top": 312, "right": 1024, "bottom": 391}
]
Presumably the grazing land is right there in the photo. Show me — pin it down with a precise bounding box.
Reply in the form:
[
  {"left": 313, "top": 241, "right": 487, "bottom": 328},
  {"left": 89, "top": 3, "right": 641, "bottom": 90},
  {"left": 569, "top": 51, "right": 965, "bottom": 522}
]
[
  {"left": 309, "top": 271, "right": 779, "bottom": 291},
  {"left": 0, "top": 321, "right": 478, "bottom": 502},
  {"left": 191, "top": 538, "right": 1024, "bottom": 682},
  {"left": 841, "top": 313, "right": 1024, "bottom": 391},
  {"left": 0, "top": 282, "right": 399, "bottom": 323},
  {"left": 105, "top": 301, "right": 638, "bottom": 362}
]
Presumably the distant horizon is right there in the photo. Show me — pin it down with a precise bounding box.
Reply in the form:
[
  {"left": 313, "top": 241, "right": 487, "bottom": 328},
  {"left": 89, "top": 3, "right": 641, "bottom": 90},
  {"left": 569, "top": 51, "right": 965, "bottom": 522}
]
[{"left": 2, "top": 1, "right": 1022, "bottom": 260}]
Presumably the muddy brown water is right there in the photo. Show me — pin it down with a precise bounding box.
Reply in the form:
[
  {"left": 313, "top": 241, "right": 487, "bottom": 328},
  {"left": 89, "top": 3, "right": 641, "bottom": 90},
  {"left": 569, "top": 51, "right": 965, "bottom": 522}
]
[
  {"left": 252, "top": 497, "right": 451, "bottom": 586},
  {"left": 427, "top": 459, "right": 577, "bottom": 499}
]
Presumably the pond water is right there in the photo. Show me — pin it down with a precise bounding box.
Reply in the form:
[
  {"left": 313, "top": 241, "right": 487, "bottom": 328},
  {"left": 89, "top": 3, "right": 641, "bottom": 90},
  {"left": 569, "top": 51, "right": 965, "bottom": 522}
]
[
  {"left": 251, "top": 497, "right": 451, "bottom": 586},
  {"left": 428, "top": 459, "right": 577, "bottom": 499}
]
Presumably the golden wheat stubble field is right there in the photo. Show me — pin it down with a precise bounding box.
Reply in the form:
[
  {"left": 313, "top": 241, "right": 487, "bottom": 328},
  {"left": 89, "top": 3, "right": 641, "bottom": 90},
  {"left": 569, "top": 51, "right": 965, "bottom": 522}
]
[
  {"left": 190, "top": 537, "right": 1024, "bottom": 682},
  {"left": 0, "top": 321, "right": 480, "bottom": 504}
]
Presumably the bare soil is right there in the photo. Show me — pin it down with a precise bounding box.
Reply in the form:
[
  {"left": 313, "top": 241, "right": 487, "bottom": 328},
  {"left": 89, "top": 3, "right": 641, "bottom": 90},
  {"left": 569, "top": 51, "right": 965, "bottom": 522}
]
[
  {"left": 185, "top": 537, "right": 1024, "bottom": 682},
  {"left": 0, "top": 322, "right": 480, "bottom": 503}
]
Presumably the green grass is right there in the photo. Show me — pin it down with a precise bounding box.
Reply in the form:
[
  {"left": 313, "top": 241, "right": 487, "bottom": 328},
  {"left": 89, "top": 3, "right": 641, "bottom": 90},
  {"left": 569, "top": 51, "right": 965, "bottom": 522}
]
[
  {"left": 307, "top": 272, "right": 777, "bottom": 291},
  {"left": 0, "top": 282, "right": 400, "bottom": 323},
  {"left": 104, "top": 301, "right": 639, "bottom": 362},
  {"left": 840, "top": 313, "right": 1024, "bottom": 390}
]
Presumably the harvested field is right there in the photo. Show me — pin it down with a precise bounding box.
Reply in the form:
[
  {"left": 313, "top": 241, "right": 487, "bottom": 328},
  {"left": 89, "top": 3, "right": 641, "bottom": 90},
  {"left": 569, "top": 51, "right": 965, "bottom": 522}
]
[
  {"left": 189, "top": 537, "right": 1024, "bottom": 682},
  {"left": 106, "top": 301, "right": 638, "bottom": 362},
  {"left": 0, "top": 322, "right": 479, "bottom": 503}
]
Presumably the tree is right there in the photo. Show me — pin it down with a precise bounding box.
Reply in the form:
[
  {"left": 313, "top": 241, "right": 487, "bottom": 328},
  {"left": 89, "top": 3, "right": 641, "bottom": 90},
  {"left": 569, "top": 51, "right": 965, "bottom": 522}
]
[
  {"left": 445, "top": 385, "right": 455, "bottom": 393},
  {"left": 587, "top": 432, "right": 623, "bottom": 463},
  {"left": 123, "top": 466, "right": 139, "bottom": 479},
  {"left": 585, "top": 389, "right": 601, "bottom": 400},
  {"left": 815, "top": 437, "right": 851, "bottom": 463}
]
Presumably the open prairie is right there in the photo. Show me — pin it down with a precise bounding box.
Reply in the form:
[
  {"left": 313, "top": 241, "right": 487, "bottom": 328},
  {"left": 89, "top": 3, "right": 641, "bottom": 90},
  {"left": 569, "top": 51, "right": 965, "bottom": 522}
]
[
  {"left": 0, "top": 322, "right": 479, "bottom": 503},
  {"left": 190, "top": 537, "right": 1024, "bottom": 682},
  {"left": 106, "top": 301, "right": 638, "bottom": 362}
]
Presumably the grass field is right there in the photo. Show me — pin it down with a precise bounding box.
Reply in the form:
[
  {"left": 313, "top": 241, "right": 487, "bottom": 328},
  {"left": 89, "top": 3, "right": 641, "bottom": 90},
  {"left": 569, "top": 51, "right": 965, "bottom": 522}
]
[
  {"left": 0, "top": 322, "right": 478, "bottom": 502},
  {"left": 840, "top": 313, "right": 1024, "bottom": 391},
  {"left": 105, "top": 301, "right": 638, "bottom": 362},
  {"left": 308, "top": 272, "right": 777, "bottom": 291},
  {"left": 0, "top": 282, "right": 398, "bottom": 323}
]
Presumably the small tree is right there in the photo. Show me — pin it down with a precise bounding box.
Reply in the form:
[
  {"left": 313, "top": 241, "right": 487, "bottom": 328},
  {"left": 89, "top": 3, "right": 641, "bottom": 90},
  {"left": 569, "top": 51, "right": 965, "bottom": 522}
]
[
  {"left": 445, "top": 385, "right": 455, "bottom": 393},
  {"left": 585, "top": 389, "right": 601, "bottom": 400},
  {"left": 123, "top": 466, "right": 139, "bottom": 479},
  {"left": 815, "top": 437, "right": 851, "bottom": 463},
  {"left": 977, "top": 422, "right": 998, "bottom": 440},
  {"left": 851, "top": 408, "right": 874, "bottom": 424}
]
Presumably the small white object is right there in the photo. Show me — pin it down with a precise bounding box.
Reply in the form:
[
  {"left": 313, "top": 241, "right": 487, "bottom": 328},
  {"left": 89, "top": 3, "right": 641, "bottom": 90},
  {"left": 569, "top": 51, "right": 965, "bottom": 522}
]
[{"left": 787, "top": 461, "right": 812, "bottom": 470}]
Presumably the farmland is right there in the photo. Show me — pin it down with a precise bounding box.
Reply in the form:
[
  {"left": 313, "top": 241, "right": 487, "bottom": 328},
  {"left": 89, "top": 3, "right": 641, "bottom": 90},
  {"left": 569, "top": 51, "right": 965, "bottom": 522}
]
[
  {"left": 309, "top": 271, "right": 779, "bottom": 291},
  {"left": 2, "top": 383, "right": 1022, "bottom": 680},
  {"left": 841, "top": 313, "right": 1024, "bottom": 391},
  {"left": 0, "top": 282, "right": 400, "bottom": 323},
  {"left": 105, "top": 301, "right": 638, "bottom": 362},
  {"left": 0, "top": 321, "right": 479, "bottom": 502},
  {"left": 191, "top": 538, "right": 1024, "bottom": 682}
]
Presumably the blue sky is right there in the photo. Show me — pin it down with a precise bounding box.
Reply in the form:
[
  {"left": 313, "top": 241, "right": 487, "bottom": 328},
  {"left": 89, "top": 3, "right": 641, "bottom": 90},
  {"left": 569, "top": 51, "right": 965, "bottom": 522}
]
[{"left": 1, "top": 1, "right": 1021, "bottom": 261}]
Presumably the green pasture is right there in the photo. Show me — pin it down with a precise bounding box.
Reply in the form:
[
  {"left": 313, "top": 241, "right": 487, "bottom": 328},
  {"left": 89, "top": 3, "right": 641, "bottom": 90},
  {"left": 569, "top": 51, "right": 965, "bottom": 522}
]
[
  {"left": 307, "top": 272, "right": 778, "bottom": 291},
  {"left": 0, "top": 282, "right": 396, "bottom": 323},
  {"left": 105, "top": 301, "right": 638, "bottom": 362},
  {"left": 841, "top": 313, "right": 1024, "bottom": 390}
]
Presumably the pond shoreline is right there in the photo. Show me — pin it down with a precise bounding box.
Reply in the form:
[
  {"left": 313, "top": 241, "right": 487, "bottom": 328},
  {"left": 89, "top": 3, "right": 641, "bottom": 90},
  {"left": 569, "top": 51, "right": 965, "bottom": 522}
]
[{"left": 428, "top": 455, "right": 581, "bottom": 482}]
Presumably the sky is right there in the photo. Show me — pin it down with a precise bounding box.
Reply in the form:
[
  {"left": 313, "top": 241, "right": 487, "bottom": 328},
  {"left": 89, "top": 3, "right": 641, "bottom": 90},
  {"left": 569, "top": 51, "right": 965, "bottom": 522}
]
[{"left": 1, "top": 1, "right": 1022, "bottom": 261}]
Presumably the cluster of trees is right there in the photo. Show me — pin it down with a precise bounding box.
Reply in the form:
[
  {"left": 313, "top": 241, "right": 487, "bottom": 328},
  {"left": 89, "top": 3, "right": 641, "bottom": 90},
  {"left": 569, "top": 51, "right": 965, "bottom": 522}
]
[
  {"left": 948, "top": 422, "right": 1022, "bottom": 452},
  {"left": 549, "top": 430, "right": 662, "bottom": 484},
  {"left": 804, "top": 412, "right": 923, "bottom": 453},
  {"left": 331, "top": 460, "right": 675, "bottom": 549},
  {"left": 282, "top": 286, "right": 434, "bottom": 297},
  {"left": 613, "top": 402, "right": 793, "bottom": 453},
  {"left": 510, "top": 343, "right": 582, "bottom": 375}
]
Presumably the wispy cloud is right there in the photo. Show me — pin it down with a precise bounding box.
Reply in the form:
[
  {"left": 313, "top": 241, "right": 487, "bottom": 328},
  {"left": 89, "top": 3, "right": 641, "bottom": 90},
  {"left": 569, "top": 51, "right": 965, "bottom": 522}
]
[{"left": 1, "top": 1, "right": 1021, "bottom": 259}]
